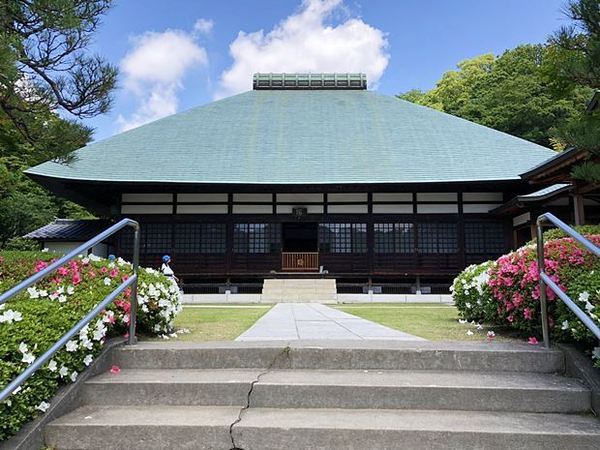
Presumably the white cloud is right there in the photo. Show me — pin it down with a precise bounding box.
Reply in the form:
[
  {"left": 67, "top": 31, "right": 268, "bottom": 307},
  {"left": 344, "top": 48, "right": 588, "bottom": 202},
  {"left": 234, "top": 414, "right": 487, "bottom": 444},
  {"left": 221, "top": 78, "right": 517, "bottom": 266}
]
[
  {"left": 193, "top": 18, "right": 214, "bottom": 35},
  {"left": 118, "top": 29, "right": 209, "bottom": 131},
  {"left": 216, "top": 0, "right": 389, "bottom": 99}
]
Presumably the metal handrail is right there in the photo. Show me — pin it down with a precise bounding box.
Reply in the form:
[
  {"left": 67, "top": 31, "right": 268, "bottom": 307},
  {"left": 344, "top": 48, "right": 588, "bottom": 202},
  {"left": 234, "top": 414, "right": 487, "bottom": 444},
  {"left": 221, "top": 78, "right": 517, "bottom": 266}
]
[
  {"left": 0, "top": 218, "right": 140, "bottom": 403},
  {"left": 536, "top": 212, "right": 600, "bottom": 348}
]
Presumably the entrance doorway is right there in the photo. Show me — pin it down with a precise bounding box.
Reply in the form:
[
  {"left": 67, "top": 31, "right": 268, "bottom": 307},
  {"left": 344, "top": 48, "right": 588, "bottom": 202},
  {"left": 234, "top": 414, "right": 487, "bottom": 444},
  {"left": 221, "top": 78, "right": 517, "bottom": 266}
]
[
  {"left": 281, "top": 223, "right": 319, "bottom": 271},
  {"left": 282, "top": 222, "right": 318, "bottom": 252}
]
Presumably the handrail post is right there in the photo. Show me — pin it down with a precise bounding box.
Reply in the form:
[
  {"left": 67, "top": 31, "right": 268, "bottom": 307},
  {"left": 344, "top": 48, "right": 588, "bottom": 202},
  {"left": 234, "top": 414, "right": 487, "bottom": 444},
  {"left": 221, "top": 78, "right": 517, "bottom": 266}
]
[
  {"left": 536, "top": 217, "right": 550, "bottom": 348},
  {"left": 128, "top": 223, "right": 141, "bottom": 345}
]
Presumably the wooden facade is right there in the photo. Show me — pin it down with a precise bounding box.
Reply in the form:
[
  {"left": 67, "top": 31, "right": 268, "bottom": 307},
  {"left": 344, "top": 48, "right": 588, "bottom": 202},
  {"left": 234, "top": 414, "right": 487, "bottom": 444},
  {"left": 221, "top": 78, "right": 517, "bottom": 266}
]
[{"left": 112, "top": 187, "right": 513, "bottom": 289}]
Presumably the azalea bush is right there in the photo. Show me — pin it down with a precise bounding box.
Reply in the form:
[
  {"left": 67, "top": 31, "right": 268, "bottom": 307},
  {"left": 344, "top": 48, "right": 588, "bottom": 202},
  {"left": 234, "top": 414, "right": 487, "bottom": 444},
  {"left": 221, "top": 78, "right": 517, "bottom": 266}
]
[
  {"left": 453, "top": 234, "right": 600, "bottom": 368},
  {"left": 450, "top": 261, "right": 496, "bottom": 322},
  {"left": 0, "top": 251, "right": 182, "bottom": 441}
]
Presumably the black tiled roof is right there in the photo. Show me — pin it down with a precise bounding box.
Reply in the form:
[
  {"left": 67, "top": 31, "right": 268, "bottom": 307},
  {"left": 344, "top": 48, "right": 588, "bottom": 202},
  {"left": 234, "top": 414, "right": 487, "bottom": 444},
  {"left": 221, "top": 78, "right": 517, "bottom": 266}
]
[{"left": 25, "top": 219, "right": 112, "bottom": 241}]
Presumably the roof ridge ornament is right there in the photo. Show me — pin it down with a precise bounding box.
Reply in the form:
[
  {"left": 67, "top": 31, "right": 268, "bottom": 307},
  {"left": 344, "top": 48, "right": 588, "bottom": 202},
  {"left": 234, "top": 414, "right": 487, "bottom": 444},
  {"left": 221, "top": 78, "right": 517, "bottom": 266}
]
[{"left": 253, "top": 73, "right": 367, "bottom": 90}]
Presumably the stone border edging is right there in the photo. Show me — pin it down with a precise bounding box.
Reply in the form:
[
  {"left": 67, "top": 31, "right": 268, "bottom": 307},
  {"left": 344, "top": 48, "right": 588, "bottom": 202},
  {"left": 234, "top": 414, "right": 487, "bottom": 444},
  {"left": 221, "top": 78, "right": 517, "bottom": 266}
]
[
  {"left": 557, "top": 343, "right": 600, "bottom": 415},
  {"left": 0, "top": 338, "right": 124, "bottom": 450}
]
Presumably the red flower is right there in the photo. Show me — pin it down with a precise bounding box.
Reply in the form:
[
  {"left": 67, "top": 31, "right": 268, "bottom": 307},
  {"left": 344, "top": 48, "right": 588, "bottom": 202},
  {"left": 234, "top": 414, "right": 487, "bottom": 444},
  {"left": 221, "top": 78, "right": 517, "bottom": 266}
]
[
  {"left": 109, "top": 365, "right": 121, "bottom": 374},
  {"left": 528, "top": 337, "right": 539, "bottom": 345}
]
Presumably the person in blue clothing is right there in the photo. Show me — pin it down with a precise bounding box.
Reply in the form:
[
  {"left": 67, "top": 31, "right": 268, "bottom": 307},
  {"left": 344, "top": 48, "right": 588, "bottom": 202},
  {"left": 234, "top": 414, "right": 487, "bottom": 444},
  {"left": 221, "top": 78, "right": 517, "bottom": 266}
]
[{"left": 160, "top": 255, "right": 179, "bottom": 283}]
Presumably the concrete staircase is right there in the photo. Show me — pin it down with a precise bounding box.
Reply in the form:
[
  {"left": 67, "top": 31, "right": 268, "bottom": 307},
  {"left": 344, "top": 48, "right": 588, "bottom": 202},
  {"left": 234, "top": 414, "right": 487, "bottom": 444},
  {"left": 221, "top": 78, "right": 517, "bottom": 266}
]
[
  {"left": 261, "top": 278, "right": 337, "bottom": 303},
  {"left": 44, "top": 341, "right": 600, "bottom": 449}
]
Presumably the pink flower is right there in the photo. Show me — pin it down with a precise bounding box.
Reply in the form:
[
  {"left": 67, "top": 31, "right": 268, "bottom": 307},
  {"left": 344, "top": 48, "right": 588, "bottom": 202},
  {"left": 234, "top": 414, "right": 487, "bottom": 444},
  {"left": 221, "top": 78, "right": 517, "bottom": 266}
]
[
  {"left": 109, "top": 268, "right": 119, "bottom": 278},
  {"left": 101, "top": 267, "right": 108, "bottom": 274},
  {"left": 57, "top": 267, "right": 69, "bottom": 276},
  {"left": 109, "top": 365, "right": 121, "bottom": 374},
  {"left": 35, "top": 261, "right": 48, "bottom": 272},
  {"left": 528, "top": 337, "right": 539, "bottom": 345},
  {"left": 523, "top": 308, "right": 533, "bottom": 321},
  {"left": 72, "top": 272, "right": 81, "bottom": 285},
  {"left": 122, "top": 274, "right": 129, "bottom": 281}
]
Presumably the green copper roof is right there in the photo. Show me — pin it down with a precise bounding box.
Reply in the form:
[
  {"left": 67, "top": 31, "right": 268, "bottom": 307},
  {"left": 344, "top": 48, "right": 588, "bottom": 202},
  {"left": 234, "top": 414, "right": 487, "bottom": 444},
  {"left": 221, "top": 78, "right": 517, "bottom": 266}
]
[{"left": 26, "top": 89, "right": 556, "bottom": 185}]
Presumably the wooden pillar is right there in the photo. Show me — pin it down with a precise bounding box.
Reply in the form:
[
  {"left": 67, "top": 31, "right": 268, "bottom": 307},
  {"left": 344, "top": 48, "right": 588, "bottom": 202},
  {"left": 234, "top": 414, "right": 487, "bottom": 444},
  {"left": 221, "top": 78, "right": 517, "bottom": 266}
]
[{"left": 573, "top": 193, "right": 585, "bottom": 226}]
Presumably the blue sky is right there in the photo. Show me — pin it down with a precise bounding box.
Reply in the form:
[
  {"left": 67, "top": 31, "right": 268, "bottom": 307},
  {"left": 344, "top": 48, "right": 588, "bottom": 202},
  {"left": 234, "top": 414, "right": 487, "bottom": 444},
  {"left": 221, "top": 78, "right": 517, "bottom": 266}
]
[{"left": 86, "top": 0, "right": 568, "bottom": 141}]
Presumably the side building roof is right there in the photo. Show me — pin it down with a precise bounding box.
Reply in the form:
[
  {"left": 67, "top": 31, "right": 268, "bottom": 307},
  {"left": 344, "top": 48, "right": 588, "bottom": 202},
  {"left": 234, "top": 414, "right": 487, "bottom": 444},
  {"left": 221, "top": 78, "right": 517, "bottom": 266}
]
[
  {"left": 25, "top": 219, "right": 112, "bottom": 242},
  {"left": 26, "top": 74, "right": 556, "bottom": 186}
]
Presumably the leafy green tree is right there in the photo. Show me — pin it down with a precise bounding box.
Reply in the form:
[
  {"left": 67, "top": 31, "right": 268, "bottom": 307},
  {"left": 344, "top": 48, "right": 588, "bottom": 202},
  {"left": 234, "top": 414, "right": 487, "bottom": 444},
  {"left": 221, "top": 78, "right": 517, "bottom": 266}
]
[
  {"left": 398, "top": 46, "right": 591, "bottom": 148},
  {"left": 0, "top": 1, "right": 116, "bottom": 247}
]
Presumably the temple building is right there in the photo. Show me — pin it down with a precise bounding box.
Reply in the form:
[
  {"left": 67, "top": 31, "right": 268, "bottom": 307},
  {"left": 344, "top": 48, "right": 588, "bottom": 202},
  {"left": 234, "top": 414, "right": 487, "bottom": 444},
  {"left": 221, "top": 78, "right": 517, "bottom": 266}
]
[{"left": 24, "top": 73, "right": 597, "bottom": 293}]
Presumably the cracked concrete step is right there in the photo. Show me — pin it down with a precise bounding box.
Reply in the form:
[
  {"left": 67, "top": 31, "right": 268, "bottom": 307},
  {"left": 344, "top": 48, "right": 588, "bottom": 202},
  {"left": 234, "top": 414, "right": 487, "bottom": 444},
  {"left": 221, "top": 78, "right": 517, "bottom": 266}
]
[
  {"left": 233, "top": 408, "right": 600, "bottom": 450},
  {"left": 44, "top": 405, "right": 238, "bottom": 450},
  {"left": 81, "top": 368, "right": 591, "bottom": 413},
  {"left": 113, "top": 341, "right": 565, "bottom": 373},
  {"left": 44, "top": 405, "right": 600, "bottom": 450}
]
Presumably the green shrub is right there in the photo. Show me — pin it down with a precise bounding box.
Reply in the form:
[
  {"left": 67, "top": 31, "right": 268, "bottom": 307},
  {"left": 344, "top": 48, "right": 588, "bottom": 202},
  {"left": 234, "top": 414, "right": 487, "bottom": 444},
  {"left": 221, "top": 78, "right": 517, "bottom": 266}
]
[
  {"left": 451, "top": 261, "right": 496, "bottom": 322},
  {"left": 0, "top": 251, "right": 182, "bottom": 441},
  {"left": 2, "top": 238, "right": 40, "bottom": 252},
  {"left": 528, "top": 224, "right": 600, "bottom": 243}
]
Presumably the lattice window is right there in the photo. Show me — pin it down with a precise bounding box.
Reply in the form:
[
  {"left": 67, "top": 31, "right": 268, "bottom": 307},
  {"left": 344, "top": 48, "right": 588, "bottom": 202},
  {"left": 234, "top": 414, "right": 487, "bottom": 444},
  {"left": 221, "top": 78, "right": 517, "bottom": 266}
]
[
  {"left": 144, "top": 223, "right": 172, "bottom": 254},
  {"left": 374, "top": 223, "right": 414, "bottom": 253},
  {"left": 233, "top": 223, "right": 281, "bottom": 254},
  {"left": 319, "top": 223, "right": 367, "bottom": 253},
  {"left": 464, "top": 222, "right": 505, "bottom": 254},
  {"left": 174, "top": 223, "right": 226, "bottom": 254},
  {"left": 118, "top": 228, "right": 134, "bottom": 254},
  {"left": 417, "top": 223, "right": 457, "bottom": 254}
]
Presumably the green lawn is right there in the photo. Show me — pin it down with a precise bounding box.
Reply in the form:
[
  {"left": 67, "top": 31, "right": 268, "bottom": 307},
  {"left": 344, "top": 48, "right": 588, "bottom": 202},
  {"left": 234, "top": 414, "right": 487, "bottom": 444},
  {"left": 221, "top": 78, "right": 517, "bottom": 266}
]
[
  {"left": 168, "top": 305, "right": 271, "bottom": 341},
  {"left": 334, "top": 304, "right": 521, "bottom": 342}
]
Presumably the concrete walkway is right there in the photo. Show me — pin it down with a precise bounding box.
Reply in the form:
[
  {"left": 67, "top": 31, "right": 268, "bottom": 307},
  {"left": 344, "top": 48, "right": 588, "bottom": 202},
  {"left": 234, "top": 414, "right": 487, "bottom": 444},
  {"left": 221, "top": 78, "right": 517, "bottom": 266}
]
[{"left": 236, "top": 303, "right": 426, "bottom": 341}]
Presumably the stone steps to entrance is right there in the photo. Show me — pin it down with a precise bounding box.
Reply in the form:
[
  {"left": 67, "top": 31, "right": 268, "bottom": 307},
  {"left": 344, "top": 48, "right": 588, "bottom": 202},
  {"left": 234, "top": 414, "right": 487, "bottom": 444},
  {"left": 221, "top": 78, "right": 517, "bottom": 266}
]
[
  {"left": 44, "top": 341, "right": 600, "bottom": 449},
  {"left": 261, "top": 278, "right": 337, "bottom": 303},
  {"left": 82, "top": 368, "right": 590, "bottom": 413}
]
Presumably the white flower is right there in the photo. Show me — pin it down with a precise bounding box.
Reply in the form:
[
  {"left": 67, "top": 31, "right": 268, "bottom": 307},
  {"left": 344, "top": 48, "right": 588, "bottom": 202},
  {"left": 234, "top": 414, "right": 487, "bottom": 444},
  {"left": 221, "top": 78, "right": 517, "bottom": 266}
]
[
  {"left": 58, "top": 295, "right": 67, "bottom": 303},
  {"left": 65, "top": 340, "right": 78, "bottom": 352},
  {"left": 56, "top": 286, "right": 65, "bottom": 294},
  {"left": 585, "top": 301, "right": 594, "bottom": 313},
  {"left": 81, "top": 257, "right": 90, "bottom": 265},
  {"left": 0, "top": 309, "right": 23, "bottom": 324},
  {"left": 59, "top": 366, "right": 69, "bottom": 378},
  {"left": 458, "top": 319, "right": 467, "bottom": 324},
  {"left": 92, "top": 323, "right": 107, "bottom": 341},
  {"left": 22, "top": 353, "right": 35, "bottom": 364},
  {"left": 102, "top": 310, "right": 115, "bottom": 323},
  {"left": 487, "top": 331, "right": 496, "bottom": 338},
  {"left": 466, "top": 330, "right": 474, "bottom": 336},
  {"left": 36, "top": 401, "right": 50, "bottom": 412},
  {"left": 79, "top": 325, "right": 89, "bottom": 340},
  {"left": 38, "top": 289, "right": 48, "bottom": 297},
  {"left": 561, "top": 320, "right": 569, "bottom": 330},
  {"left": 27, "top": 287, "right": 39, "bottom": 299},
  {"left": 476, "top": 324, "right": 484, "bottom": 330},
  {"left": 89, "top": 254, "right": 102, "bottom": 261},
  {"left": 70, "top": 371, "right": 78, "bottom": 382},
  {"left": 103, "top": 277, "right": 111, "bottom": 286},
  {"left": 579, "top": 291, "right": 590, "bottom": 303},
  {"left": 66, "top": 286, "right": 75, "bottom": 295},
  {"left": 48, "top": 360, "right": 57, "bottom": 372},
  {"left": 83, "top": 354, "right": 93, "bottom": 366},
  {"left": 41, "top": 248, "right": 49, "bottom": 252},
  {"left": 12, "top": 386, "right": 22, "bottom": 395},
  {"left": 18, "top": 342, "right": 29, "bottom": 354},
  {"left": 592, "top": 347, "right": 600, "bottom": 360},
  {"left": 49, "top": 292, "right": 59, "bottom": 300},
  {"left": 465, "top": 302, "right": 471, "bottom": 309}
]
